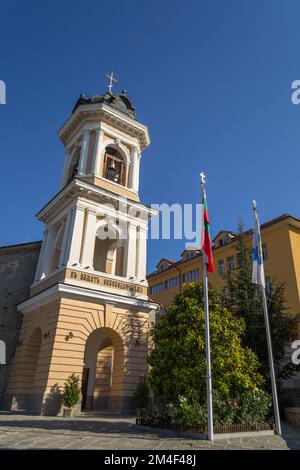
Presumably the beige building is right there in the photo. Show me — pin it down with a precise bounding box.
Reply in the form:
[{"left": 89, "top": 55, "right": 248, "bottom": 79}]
[
  {"left": 148, "top": 214, "right": 300, "bottom": 340},
  {"left": 2, "top": 89, "right": 158, "bottom": 415}
]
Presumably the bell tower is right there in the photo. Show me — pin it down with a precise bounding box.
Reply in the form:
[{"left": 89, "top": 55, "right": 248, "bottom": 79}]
[{"left": 3, "top": 83, "right": 158, "bottom": 415}]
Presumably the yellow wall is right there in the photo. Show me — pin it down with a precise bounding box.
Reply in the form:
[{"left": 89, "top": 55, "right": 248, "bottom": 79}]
[
  {"left": 148, "top": 219, "right": 300, "bottom": 325},
  {"left": 5, "top": 297, "right": 150, "bottom": 414}
]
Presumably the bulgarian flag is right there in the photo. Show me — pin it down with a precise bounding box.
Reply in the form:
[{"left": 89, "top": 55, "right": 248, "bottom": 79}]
[{"left": 201, "top": 189, "right": 214, "bottom": 273}]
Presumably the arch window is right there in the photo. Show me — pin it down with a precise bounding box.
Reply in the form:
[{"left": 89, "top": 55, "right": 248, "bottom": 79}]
[
  {"left": 103, "top": 147, "right": 124, "bottom": 186},
  {"left": 66, "top": 147, "right": 80, "bottom": 184}
]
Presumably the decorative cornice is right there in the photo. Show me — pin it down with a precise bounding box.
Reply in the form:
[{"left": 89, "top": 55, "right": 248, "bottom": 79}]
[
  {"left": 36, "top": 178, "right": 157, "bottom": 224},
  {"left": 58, "top": 103, "right": 150, "bottom": 150}
]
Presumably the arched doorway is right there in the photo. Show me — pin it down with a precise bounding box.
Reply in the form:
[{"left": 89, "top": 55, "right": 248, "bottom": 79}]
[
  {"left": 82, "top": 327, "right": 124, "bottom": 412},
  {"left": 25, "top": 327, "right": 42, "bottom": 409},
  {"left": 93, "top": 220, "right": 125, "bottom": 276}
]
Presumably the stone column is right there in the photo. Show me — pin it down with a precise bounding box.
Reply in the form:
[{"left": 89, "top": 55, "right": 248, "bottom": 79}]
[
  {"left": 124, "top": 223, "right": 137, "bottom": 278},
  {"left": 58, "top": 211, "right": 72, "bottom": 267},
  {"left": 60, "top": 149, "right": 70, "bottom": 188},
  {"left": 35, "top": 229, "right": 49, "bottom": 281},
  {"left": 64, "top": 205, "right": 85, "bottom": 267},
  {"left": 77, "top": 129, "right": 90, "bottom": 175},
  {"left": 129, "top": 147, "right": 141, "bottom": 192},
  {"left": 41, "top": 226, "right": 58, "bottom": 278},
  {"left": 136, "top": 226, "right": 147, "bottom": 280},
  {"left": 81, "top": 208, "right": 97, "bottom": 268},
  {"left": 92, "top": 129, "right": 104, "bottom": 176}
]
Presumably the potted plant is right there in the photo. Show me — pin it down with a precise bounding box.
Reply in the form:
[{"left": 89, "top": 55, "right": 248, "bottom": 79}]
[{"left": 62, "top": 373, "right": 81, "bottom": 417}]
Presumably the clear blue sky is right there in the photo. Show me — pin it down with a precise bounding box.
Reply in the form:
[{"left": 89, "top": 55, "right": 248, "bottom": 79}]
[{"left": 1, "top": 0, "right": 300, "bottom": 273}]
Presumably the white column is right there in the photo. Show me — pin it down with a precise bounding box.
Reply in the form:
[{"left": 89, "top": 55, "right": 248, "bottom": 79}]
[
  {"left": 35, "top": 229, "right": 49, "bottom": 281},
  {"left": 58, "top": 212, "right": 72, "bottom": 267},
  {"left": 60, "top": 149, "right": 70, "bottom": 188},
  {"left": 135, "top": 152, "right": 141, "bottom": 192},
  {"left": 124, "top": 223, "right": 137, "bottom": 278},
  {"left": 42, "top": 226, "right": 57, "bottom": 278},
  {"left": 129, "top": 147, "right": 141, "bottom": 192},
  {"left": 81, "top": 208, "right": 97, "bottom": 268},
  {"left": 136, "top": 226, "right": 147, "bottom": 280},
  {"left": 64, "top": 205, "right": 85, "bottom": 266},
  {"left": 92, "top": 129, "right": 104, "bottom": 176},
  {"left": 77, "top": 129, "right": 90, "bottom": 175}
]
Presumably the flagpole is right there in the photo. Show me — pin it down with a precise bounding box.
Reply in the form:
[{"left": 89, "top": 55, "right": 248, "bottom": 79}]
[
  {"left": 201, "top": 173, "right": 214, "bottom": 441},
  {"left": 252, "top": 201, "right": 282, "bottom": 436}
]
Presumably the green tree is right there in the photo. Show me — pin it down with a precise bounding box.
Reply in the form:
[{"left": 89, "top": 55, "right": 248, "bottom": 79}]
[
  {"left": 226, "top": 221, "right": 299, "bottom": 384},
  {"left": 147, "top": 282, "right": 264, "bottom": 404},
  {"left": 62, "top": 374, "right": 81, "bottom": 409}
]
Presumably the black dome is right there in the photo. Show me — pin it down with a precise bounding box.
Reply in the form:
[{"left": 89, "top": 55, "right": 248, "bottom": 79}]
[{"left": 72, "top": 90, "right": 136, "bottom": 119}]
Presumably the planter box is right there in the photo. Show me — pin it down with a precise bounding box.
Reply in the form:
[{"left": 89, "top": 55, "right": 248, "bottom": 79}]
[
  {"left": 284, "top": 407, "right": 300, "bottom": 426},
  {"left": 63, "top": 407, "right": 73, "bottom": 418}
]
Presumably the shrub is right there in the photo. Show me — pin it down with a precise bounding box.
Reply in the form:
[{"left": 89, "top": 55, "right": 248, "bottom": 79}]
[
  {"left": 142, "top": 390, "right": 272, "bottom": 427},
  {"left": 62, "top": 374, "right": 81, "bottom": 409},
  {"left": 235, "top": 390, "right": 272, "bottom": 426}
]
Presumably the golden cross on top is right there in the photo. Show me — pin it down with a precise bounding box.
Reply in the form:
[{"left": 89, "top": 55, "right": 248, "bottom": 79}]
[{"left": 105, "top": 70, "right": 118, "bottom": 93}]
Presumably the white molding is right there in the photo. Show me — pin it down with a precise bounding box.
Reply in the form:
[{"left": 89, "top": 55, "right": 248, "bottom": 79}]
[
  {"left": 18, "top": 283, "right": 159, "bottom": 315},
  {"left": 103, "top": 139, "right": 131, "bottom": 164},
  {"left": 36, "top": 179, "right": 158, "bottom": 222},
  {"left": 58, "top": 103, "right": 150, "bottom": 150},
  {"left": 101, "top": 124, "right": 140, "bottom": 149}
]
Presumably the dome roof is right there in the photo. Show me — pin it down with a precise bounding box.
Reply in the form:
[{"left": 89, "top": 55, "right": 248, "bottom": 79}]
[{"left": 72, "top": 90, "right": 136, "bottom": 120}]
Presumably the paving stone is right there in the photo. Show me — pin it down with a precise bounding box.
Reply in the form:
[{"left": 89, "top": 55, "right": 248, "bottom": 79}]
[{"left": 0, "top": 413, "right": 298, "bottom": 450}]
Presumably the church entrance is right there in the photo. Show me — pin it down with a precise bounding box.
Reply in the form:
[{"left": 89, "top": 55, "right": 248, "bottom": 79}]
[{"left": 82, "top": 327, "right": 124, "bottom": 412}]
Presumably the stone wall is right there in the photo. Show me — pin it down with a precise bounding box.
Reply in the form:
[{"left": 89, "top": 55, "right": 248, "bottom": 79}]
[{"left": 0, "top": 242, "right": 41, "bottom": 404}]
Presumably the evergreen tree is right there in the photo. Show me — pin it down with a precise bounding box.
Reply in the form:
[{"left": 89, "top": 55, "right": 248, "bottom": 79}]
[{"left": 226, "top": 220, "right": 299, "bottom": 385}]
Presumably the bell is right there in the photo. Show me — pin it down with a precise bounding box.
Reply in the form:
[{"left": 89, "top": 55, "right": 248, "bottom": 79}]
[{"left": 108, "top": 160, "right": 116, "bottom": 172}]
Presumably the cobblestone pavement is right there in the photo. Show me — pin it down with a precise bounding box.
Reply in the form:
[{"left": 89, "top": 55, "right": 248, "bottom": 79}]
[{"left": 0, "top": 412, "right": 299, "bottom": 450}]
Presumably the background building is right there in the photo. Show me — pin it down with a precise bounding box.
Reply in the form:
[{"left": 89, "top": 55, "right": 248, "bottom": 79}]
[
  {"left": 148, "top": 214, "right": 300, "bottom": 340},
  {"left": 0, "top": 242, "right": 41, "bottom": 403}
]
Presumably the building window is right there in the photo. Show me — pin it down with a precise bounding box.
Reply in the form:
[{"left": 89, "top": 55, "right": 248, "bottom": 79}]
[
  {"left": 103, "top": 147, "right": 124, "bottom": 185},
  {"left": 165, "top": 276, "right": 180, "bottom": 289},
  {"left": 150, "top": 283, "right": 164, "bottom": 294},
  {"left": 230, "top": 289, "right": 235, "bottom": 303},
  {"left": 187, "top": 252, "right": 195, "bottom": 260},
  {"left": 158, "top": 265, "right": 165, "bottom": 272},
  {"left": 265, "top": 278, "right": 272, "bottom": 296},
  {"left": 262, "top": 243, "right": 268, "bottom": 261},
  {"left": 221, "top": 288, "right": 227, "bottom": 306},
  {"left": 227, "top": 256, "right": 234, "bottom": 273},
  {"left": 218, "top": 238, "right": 224, "bottom": 247},
  {"left": 218, "top": 259, "right": 224, "bottom": 276},
  {"left": 182, "top": 268, "right": 199, "bottom": 283}
]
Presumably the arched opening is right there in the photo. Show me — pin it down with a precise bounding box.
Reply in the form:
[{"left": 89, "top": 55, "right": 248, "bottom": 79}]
[
  {"left": 103, "top": 146, "right": 125, "bottom": 186},
  {"left": 66, "top": 147, "right": 80, "bottom": 184},
  {"left": 82, "top": 328, "right": 124, "bottom": 412},
  {"left": 93, "top": 222, "right": 124, "bottom": 276},
  {"left": 49, "top": 223, "right": 65, "bottom": 274},
  {"left": 24, "top": 328, "right": 42, "bottom": 408}
]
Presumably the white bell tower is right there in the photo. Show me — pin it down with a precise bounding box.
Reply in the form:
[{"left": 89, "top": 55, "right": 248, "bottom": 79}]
[{"left": 32, "top": 87, "right": 155, "bottom": 297}]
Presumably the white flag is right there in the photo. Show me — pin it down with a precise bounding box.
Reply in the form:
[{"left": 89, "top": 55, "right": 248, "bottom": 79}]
[{"left": 252, "top": 208, "right": 265, "bottom": 288}]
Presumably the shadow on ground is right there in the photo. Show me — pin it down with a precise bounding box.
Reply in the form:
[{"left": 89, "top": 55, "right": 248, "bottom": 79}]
[{"left": 0, "top": 412, "right": 186, "bottom": 441}]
